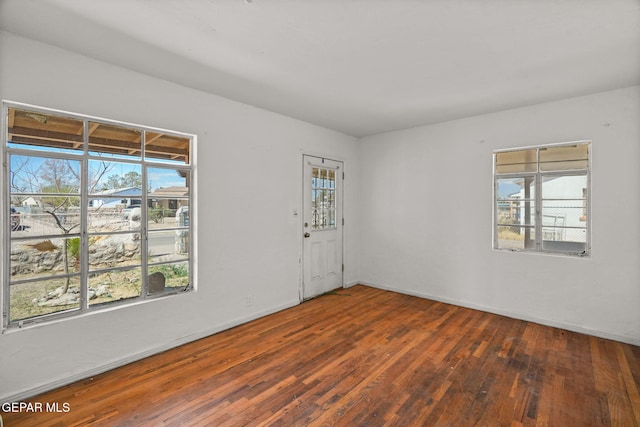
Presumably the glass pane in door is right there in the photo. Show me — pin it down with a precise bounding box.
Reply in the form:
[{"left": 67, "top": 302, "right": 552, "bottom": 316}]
[{"left": 311, "top": 167, "right": 337, "bottom": 230}]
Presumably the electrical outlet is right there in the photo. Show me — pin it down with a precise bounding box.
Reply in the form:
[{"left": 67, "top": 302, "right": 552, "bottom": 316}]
[{"left": 246, "top": 296, "right": 254, "bottom": 307}]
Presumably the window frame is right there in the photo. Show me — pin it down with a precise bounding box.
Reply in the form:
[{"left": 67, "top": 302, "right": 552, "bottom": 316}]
[
  {"left": 493, "top": 141, "right": 591, "bottom": 257},
  {"left": 2, "top": 101, "right": 196, "bottom": 330},
  {"left": 310, "top": 165, "right": 338, "bottom": 231}
]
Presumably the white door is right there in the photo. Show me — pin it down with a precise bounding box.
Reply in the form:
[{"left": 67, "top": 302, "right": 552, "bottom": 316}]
[{"left": 302, "top": 156, "right": 343, "bottom": 300}]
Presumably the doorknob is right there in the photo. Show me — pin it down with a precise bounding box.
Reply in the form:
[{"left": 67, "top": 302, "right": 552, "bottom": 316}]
[{"left": 304, "top": 232, "right": 311, "bottom": 238}]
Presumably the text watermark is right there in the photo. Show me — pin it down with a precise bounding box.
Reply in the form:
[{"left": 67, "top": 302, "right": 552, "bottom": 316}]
[{"left": 1, "top": 402, "right": 71, "bottom": 413}]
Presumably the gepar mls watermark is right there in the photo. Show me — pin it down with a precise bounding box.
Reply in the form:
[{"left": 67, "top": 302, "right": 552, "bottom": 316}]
[{"left": 1, "top": 401, "right": 71, "bottom": 413}]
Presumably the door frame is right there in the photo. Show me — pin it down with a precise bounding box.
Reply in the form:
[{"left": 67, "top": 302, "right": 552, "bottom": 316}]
[{"left": 299, "top": 152, "right": 345, "bottom": 301}]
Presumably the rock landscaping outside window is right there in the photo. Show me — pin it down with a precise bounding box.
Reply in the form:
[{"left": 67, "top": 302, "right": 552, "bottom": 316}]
[{"left": 3, "top": 103, "right": 195, "bottom": 329}]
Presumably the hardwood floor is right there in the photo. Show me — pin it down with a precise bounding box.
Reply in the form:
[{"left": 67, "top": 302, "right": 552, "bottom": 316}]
[{"left": 3, "top": 285, "right": 639, "bottom": 426}]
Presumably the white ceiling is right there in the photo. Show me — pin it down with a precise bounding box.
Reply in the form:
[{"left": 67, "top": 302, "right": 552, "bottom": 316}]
[{"left": 1, "top": 0, "right": 639, "bottom": 137}]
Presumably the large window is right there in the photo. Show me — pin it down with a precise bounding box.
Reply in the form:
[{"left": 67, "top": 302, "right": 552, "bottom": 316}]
[
  {"left": 494, "top": 142, "right": 590, "bottom": 256},
  {"left": 2, "top": 103, "right": 194, "bottom": 329}
]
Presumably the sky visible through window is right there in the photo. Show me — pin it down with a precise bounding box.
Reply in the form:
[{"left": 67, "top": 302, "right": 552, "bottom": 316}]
[
  {"left": 10, "top": 155, "right": 185, "bottom": 195},
  {"left": 497, "top": 180, "right": 521, "bottom": 198}
]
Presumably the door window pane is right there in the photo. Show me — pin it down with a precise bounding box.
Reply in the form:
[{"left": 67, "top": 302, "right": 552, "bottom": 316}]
[{"left": 311, "top": 167, "right": 337, "bottom": 230}]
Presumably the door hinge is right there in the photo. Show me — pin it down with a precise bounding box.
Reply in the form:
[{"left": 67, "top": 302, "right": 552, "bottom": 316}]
[
  {"left": 342, "top": 218, "right": 344, "bottom": 226},
  {"left": 342, "top": 264, "right": 344, "bottom": 272},
  {"left": 342, "top": 172, "right": 345, "bottom": 179}
]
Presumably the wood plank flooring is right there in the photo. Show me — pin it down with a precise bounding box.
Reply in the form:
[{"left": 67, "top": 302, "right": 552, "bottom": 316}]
[{"left": 2, "top": 285, "right": 639, "bottom": 426}]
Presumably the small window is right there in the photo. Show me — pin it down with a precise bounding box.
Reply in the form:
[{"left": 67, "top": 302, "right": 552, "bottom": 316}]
[
  {"left": 3, "top": 103, "right": 195, "bottom": 329},
  {"left": 494, "top": 142, "right": 590, "bottom": 256}
]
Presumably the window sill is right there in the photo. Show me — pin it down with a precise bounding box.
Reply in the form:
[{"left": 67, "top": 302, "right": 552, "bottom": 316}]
[{"left": 2, "top": 287, "right": 193, "bottom": 334}]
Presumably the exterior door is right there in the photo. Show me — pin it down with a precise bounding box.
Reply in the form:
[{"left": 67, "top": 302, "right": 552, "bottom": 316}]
[{"left": 302, "top": 156, "right": 343, "bottom": 300}]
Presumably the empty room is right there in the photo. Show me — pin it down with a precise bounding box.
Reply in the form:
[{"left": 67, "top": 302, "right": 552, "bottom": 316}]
[{"left": 0, "top": 1, "right": 639, "bottom": 426}]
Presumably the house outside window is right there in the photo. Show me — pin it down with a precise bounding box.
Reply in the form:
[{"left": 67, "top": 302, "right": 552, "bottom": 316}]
[
  {"left": 2, "top": 102, "right": 195, "bottom": 329},
  {"left": 494, "top": 141, "right": 590, "bottom": 256}
]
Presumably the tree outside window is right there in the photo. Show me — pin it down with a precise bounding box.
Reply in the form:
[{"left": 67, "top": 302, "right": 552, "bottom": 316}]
[{"left": 3, "top": 104, "right": 194, "bottom": 328}]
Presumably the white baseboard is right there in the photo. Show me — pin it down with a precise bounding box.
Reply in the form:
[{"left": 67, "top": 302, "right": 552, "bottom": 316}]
[
  {"left": 358, "top": 281, "right": 640, "bottom": 347},
  {"left": 5, "top": 281, "right": 638, "bottom": 404},
  {"left": 1, "top": 299, "right": 299, "bottom": 404}
]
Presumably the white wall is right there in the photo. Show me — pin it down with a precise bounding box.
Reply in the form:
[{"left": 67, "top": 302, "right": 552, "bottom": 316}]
[
  {"left": 0, "top": 32, "right": 360, "bottom": 401},
  {"left": 358, "top": 86, "right": 640, "bottom": 346},
  {"left": 2, "top": 28, "right": 638, "bottom": 403}
]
